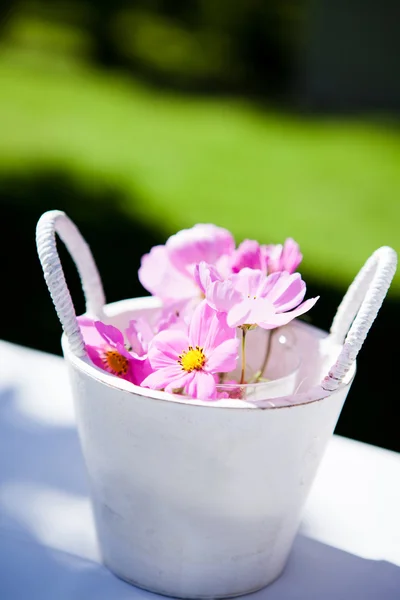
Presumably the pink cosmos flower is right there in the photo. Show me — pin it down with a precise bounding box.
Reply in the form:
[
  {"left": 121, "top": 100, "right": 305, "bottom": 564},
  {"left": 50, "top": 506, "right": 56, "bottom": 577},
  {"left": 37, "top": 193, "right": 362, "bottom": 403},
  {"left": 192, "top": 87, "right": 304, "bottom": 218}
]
[
  {"left": 78, "top": 317, "right": 151, "bottom": 385},
  {"left": 231, "top": 239, "right": 269, "bottom": 274},
  {"left": 138, "top": 224, "right": 235, "bottom": 301},
  {"left": 265, "top": 238, "right": 302, "bottom": 274},
  {"left": 141, "top": 301, "right": 239, "bottom": 399},
  {"left": 205, "top": 268, "right": 318, "bottom": 330}
]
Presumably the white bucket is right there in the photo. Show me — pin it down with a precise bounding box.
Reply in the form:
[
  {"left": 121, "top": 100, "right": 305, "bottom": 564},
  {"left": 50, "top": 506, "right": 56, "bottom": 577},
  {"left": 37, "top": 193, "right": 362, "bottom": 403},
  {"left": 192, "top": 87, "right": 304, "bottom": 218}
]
[{"left": 37, "top": 211, "right": 397, "bottom": 599}]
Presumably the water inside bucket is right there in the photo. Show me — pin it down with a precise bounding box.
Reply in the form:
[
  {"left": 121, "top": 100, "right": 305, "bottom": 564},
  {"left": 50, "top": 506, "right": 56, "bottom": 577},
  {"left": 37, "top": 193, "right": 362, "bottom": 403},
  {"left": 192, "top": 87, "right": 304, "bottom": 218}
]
[{"left": 216, "top": 326, "right": 301, "bottom": 401}]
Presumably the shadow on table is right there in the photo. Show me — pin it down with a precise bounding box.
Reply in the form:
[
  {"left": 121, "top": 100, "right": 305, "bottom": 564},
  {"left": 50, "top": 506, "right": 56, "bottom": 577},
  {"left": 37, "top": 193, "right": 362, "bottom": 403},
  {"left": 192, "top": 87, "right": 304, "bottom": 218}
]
[
  {"left": 0, "top": 381, "right": 99, "bottom": 559},
  {"left": 0, "top": 532, "right": 399, "bottom": 600},
  {"left": 0, "top": 386, "right": 88, "bottom": 496}
]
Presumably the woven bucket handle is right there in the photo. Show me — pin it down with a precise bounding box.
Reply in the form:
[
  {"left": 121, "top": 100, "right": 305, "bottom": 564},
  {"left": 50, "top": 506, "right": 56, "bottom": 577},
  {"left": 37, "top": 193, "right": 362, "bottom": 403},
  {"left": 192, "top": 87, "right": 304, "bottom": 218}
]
[
  {"left": 321, "top": 246, "right": 397, "bottom": 392},
  {"left": 36, "top": 210, "right": 105, "bottom": 358}
]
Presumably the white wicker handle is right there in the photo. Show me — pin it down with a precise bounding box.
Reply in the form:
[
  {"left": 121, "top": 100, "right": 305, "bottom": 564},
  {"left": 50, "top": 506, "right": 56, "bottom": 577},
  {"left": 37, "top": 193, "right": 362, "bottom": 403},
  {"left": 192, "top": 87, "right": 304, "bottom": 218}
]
[
  {"left": 36, "top": 210, "right": 106, "bottom": 358},
  {"left": 321, "top": 246, "right": 397, "bottom": 392}
]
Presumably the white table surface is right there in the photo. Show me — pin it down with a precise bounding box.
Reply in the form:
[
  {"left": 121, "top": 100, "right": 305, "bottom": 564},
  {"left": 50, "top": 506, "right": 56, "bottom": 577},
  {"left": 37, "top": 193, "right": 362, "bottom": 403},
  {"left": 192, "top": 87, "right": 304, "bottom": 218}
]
[{"left": 1, "top": 340, "right": 400, "bottom": 599}]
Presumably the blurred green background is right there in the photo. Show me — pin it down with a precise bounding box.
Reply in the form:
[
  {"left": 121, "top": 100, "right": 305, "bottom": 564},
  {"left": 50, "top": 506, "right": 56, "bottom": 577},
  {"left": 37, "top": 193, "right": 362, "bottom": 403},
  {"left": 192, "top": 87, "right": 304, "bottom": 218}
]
[{"left": 1, "top": 1, "right": 399, "bottom": 451}]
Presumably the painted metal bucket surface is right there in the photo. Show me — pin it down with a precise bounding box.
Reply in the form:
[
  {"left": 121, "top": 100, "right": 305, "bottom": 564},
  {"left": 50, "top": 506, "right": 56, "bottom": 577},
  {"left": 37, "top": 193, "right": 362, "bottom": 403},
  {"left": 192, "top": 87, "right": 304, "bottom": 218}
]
[{"left": 36, "top": 211, "right": 397, "bottom": 599}]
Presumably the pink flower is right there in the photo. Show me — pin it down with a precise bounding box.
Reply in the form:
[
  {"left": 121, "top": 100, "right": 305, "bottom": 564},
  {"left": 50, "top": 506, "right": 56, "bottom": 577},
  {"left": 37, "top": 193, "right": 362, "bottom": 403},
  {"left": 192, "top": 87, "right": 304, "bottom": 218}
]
[
  {"left": 139, "top": 224, "right": 235, "bottom": 301},
  {"left": 206, "top": 269, "right": 318, "bottom": 330},
  {"left": 265, "top": 238, "right": 302, "bottom": 274},
  {"left": 141, "top": 301, "right": 239, "bottom": 399},
  {"left": 231, "top": 239, "right": 269, "bottom": 274},
  {"left": 78, "top": 318, "right": 151, "bottom": 385}
]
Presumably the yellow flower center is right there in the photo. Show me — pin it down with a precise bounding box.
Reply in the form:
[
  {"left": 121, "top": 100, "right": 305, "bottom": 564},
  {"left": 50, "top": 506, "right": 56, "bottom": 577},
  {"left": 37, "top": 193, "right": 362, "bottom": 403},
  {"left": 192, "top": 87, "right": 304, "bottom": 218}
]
[
  {"left": 103, "top": 350, "right": 129, "bottom": 376},
  {"left": 178, "top": 346, "right": 206, "bottom": 372}
]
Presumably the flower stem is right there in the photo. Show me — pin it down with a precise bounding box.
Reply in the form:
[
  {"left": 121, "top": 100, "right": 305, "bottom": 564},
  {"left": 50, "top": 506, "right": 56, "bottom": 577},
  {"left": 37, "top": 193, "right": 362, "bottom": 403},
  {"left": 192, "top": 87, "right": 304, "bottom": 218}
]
[
  {"left": 253, "top": 329, "right": 275, "bottom": 383},
  {"left": 240, "top": 327, "right": 247, "bottom": 384}
]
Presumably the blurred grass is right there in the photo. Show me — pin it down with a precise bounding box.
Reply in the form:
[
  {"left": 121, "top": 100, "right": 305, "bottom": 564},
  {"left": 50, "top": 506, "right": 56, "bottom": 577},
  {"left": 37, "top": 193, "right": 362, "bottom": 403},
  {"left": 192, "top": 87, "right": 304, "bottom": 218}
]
[{"left": 1, "top": 14, "right": 399, "bottom": 293}]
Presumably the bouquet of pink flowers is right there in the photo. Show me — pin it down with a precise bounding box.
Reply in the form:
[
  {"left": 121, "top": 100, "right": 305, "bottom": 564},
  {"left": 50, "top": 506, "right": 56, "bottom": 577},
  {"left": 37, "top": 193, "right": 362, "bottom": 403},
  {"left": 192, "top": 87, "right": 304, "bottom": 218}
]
[{"left": 78, "top": 224, "right": 319, "bottom": 400}]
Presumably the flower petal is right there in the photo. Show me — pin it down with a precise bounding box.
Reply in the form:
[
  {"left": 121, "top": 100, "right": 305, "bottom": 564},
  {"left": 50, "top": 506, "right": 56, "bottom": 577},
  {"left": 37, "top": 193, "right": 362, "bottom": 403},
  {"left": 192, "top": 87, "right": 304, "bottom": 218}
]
[
  {"left": 127, "top": 356, "right": 154, "bottom": 386},
  {"left": 206, "top": 279, "right": 240, "bottom": 313},
  {"left": 165, "top": 371, "right": 194, "bottom": 394},
  {"left": 185, "top": 371, "right": 217, "bottom": 400},
  {"left": 266, "top": 238, "right": 302, "bottom": 274},
  {"left": 166, "top": 224, "right": 235, "bottom": 274},
  {"left": 257, "top": 271, "right": 286, "bottom": 298},
  {"left": 148, "top": 329, "right": 189, "bottom": 369},
  {"left": 114, "top": 342, "right": 134, "bottom": 361},
  {"left": 139, "top": 245, "right": 198, "bottom": 300},
  {"left": 204, "top": 311, "right": 237, "bottom": 352},
  {"left": 125, "top": 318, "right": 154, "bottom": 356},
  {"left": 249, "top": 298, "right": 276, "bottom": 324},
  {"left": 227, "top": 297, "right": 275, "bottom": 328},
  {"left": 258, "top": 296, "right": 319, "bottom": 329},
  {"left": 231, "top": 239, "right": 267, "bottom": 273},
  {"left": 187, "top": 300, "right": 236, "bottom": 351},
  {"left": 226, "top": 300, "right": 253, "bottom": 328},
  {"left": 95, "top": 321, "right": 124, "bottom": 346},
  {"left": 193, "top": 261, "right": 222, "bottom": 294},
  {"left": 78, "top": 317, "right": 105, "bottom": 346},
  {"left": 269, "top": 273, "right": 306, "bottom": 312},
  {"left": 215, "top": 253, "right": 234, "bottom": 278},
  {"left": 230, "top": 268, "right": 266, "bottom": 298},
  {"left": 264, "top": 243, "right": 283, "bottom": 274},
  {"left": 188, "top": 300, "right": 213, "bottom": 348},
  {"left": 281, "top": 238, "right": 303, "bottom": 273},
  {"left": 85, "top": 344, "right": 105, "bottom": 370},
  {"left": 141, "top": 365, "right": 184, "bottom": 390},
  {"left": 206, "top": 338, "right": 239, "bottom": 373}
]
